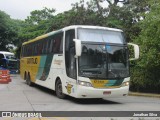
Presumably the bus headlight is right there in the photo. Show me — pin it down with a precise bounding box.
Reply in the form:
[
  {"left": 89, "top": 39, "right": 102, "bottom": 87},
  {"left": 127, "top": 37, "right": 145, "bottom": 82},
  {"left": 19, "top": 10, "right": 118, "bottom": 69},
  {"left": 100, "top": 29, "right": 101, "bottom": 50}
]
[
  {"left": 78, "top": 80, "right": 92, "bottom": 87},
  {"left": 121, "top": 81, "right": 129, "bottom": 87}
]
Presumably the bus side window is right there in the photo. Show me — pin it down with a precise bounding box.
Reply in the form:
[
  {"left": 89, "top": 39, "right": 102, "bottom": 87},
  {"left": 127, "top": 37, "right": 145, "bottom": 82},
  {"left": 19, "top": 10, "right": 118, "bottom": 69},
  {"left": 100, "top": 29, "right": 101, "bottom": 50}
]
[
  {"left": 22, "top": 46, "right": 24, "bottom": 57},
  {"left": 24, "top": 46, "right": 25, "bottom": 57},
  {"left": 39, "top": 42, "right": 43, "bottom": 55},
  {"left": 49, "top": 39, "right": 53, "bottom": 53},
  {"left": 34, "top": 43, "right": 38, "bottom": 56},
  {"left": 29, "top": 45, "right": 32, "bottom": 56},
  {"left": 53, "top": 38, "right": 61, "bottom": 53},
  {"left": 37, "top": 43, "right": 39, "bottom": 55},
  {"left": 24, "top": 46, "right": 27, "bottom": 57},
  {"left": 59, "top": 33, "right": 63, "bottom": 53},
  {"left": 26, "top": 46, "right": 28, "bottom": 57},
  {"left": 31, "top": 44, "right": 34, "bottom": 56},
  {"left": 42, "top": 41, "right": 46, "bottom": 54},
  {"left": 23, "top": 46, "right": 25, "bottom": 57},
  {"left": 45, "top": 39, "right": 49, "bottom": 54},
  {"left": 46, "top": 39, "right": 51, "bottom": 54},
  {"left": 52, "top": 32, "right": 63, "bottom": 54}
]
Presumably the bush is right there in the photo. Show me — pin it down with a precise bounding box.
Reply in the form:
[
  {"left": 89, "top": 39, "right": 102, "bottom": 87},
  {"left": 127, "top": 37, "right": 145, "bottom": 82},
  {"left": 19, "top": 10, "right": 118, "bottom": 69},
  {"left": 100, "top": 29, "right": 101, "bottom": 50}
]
[{"left": 130, "top": 66, "right": 160, "bottom": 93}]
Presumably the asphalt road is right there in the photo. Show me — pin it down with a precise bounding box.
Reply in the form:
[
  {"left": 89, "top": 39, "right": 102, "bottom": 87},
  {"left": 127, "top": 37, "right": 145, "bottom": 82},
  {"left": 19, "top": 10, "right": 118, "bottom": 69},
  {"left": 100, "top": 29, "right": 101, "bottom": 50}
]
[{"left": 0, "top": 75, "right": 159, "bottom": 120}]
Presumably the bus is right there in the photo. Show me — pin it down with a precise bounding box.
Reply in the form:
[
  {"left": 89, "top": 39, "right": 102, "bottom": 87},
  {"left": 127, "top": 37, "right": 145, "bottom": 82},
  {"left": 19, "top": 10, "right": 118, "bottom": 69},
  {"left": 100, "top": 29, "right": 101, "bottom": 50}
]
[
  {"left": 20, "top": 25, "right": 139, "bottom": 99},
  {"left": 0, "top": 51, "right": 19, "bottom": 74}
]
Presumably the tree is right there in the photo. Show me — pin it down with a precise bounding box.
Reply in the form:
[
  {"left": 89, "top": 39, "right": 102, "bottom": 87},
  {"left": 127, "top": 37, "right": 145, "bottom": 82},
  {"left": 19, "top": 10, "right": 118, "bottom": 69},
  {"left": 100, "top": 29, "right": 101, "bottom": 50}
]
[
  {"left": 12, "top": 8, "right": 55, "bottom": 57},
  {"left": 130, "top": 0, "right": 160, "bottom": 93},
  {"left": 0, "top": 10, "right": 18, "bottom": 51},
  {"left": 48, "top": 0, "right": 104, "bottom": 32},
  {"left": 49, "top": 0, "right": 131, "bottom": 31},
  {"left": 20, "top": 7, "right": 55, "bottom": 42},
  {"left": 25, "top": 7, "right": 55, "bottom": 25}
]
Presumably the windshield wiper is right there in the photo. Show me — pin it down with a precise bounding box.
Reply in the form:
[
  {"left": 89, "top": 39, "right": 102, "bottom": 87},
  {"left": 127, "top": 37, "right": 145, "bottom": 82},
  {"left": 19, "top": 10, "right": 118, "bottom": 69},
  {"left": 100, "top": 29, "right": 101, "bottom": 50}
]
[
  {"left": 81, "top": 69, "right": 102, "bottom": 74},
  {"left": 109, "top": 69, "right": 121, "bottom": 79}
]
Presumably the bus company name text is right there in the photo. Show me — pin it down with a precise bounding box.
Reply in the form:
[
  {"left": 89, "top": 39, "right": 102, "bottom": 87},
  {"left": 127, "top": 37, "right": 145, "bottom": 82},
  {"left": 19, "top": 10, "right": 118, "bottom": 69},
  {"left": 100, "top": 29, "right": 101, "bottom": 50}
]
[{"left": 27, "top": 58, "right": 38, "bottom": 64}]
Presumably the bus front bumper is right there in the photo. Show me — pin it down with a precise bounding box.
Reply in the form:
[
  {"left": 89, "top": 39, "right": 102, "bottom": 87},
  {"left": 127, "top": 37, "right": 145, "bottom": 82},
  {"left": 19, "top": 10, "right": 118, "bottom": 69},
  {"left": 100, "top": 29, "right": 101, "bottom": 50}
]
[{"left": 76, "top": 85, "right": 129, "bottom": 98}]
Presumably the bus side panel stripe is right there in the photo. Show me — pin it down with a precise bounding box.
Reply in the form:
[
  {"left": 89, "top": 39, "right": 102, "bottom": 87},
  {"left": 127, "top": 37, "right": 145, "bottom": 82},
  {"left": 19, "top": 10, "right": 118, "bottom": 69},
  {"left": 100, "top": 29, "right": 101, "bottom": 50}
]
[
  {"left": 42, "top": 54, "right": 54, "bottom": 80},
  {"left": 36, "top": 55, "right": 47, "bottom": 80},
  {"left": 36, "top": 54, "right": 54, "bottom": 81}
]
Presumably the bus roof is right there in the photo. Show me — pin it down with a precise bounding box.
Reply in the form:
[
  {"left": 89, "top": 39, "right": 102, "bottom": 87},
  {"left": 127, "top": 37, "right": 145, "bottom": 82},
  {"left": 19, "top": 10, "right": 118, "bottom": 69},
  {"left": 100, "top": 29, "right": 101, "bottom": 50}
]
[
  {"left": 22, "top": 25, "right": 123, "bottom": 45},
  {"left": 62, "top": 25, "right": 123, "bottom": 32},
  {"left": 0, "top": 51, "right": 14, "bottom": 55}
]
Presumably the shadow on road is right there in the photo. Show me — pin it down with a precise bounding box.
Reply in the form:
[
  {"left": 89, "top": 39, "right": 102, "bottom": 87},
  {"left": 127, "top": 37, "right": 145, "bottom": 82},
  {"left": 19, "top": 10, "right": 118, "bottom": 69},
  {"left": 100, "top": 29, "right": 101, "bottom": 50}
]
[
  {"left": 32, "top": 84, "right": 121, "bottom": 105},
  {"left": 33, "top": 83, "right": 57, "bottom": 96},
  {"left": 67, "top": 97, "right": 121, "bottom": 105}
]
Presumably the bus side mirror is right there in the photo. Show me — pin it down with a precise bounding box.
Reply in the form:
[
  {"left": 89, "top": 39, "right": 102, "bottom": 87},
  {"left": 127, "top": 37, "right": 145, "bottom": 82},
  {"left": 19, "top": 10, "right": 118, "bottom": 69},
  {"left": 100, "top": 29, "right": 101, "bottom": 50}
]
[
  {"left": 73, "top": 39, "right": 82, "bottom": 58},
  {"left": 128, "top": 43, "right": 139, "bottom": 61}
]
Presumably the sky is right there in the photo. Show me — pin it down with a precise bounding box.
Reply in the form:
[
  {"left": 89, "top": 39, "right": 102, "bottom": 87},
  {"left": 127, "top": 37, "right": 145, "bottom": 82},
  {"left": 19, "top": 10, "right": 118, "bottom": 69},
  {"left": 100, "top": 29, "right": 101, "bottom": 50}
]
[{"left": 0, "top": 0, "right": 90, "bottom": 20}]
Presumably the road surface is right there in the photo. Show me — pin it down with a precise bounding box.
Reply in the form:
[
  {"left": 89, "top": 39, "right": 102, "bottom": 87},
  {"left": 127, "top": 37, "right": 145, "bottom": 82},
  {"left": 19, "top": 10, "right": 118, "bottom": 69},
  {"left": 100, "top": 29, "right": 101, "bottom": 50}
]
[{"left": 0, "top": 75, "right": 159, "bottom": 120}]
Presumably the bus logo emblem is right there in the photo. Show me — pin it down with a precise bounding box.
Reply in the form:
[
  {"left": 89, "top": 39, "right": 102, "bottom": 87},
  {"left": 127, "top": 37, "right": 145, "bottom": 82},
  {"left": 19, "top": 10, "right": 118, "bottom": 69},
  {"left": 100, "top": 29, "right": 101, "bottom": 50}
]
[{"left": 65, "top": 83, "right": 73, "bottom": 94}]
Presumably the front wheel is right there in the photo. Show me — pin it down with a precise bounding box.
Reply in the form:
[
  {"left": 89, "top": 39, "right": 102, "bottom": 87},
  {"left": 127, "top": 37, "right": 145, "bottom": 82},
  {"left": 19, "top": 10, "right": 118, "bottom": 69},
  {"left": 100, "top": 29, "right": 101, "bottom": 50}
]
[{"left": 55, "top": 79, "right": 66, "bottom": 99}]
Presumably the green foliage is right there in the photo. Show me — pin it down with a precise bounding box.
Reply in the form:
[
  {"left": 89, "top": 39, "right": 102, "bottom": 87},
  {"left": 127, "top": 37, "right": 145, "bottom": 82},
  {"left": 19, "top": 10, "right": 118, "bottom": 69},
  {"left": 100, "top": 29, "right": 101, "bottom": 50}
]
[
  {"left": 0, "top": 8, "right": 55, "bottom": 56},
  {"left": 13, "top": 8, "right": 55, "bottom": 57},
  {"left": 25, "top": 7, "right": 55, "bottom": 25},
  {"left": 48, "top": 0, "right": 134, "bottom": 35},
  {"left": 46, "top": 1, "right": 106, "bottom": 32},
  {"left": 130, "top": 0, "right": 160, "bottom": 93},
  {"left": 0, "top": 10, "right": 18, "bottom": 51},
  {"left": 20, "top": 7, "right": 55, "bottom": 41}
]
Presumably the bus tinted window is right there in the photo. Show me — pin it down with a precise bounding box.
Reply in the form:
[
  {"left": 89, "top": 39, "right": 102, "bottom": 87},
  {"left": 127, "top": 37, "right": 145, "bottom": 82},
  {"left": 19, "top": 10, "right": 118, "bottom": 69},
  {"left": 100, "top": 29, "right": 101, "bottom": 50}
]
[
  {"left": 38, "top": 42, "right": 43, "bottom": 55},
  {"left": 51, "top": 32, "right": 63, "bottom": 54},
  {"left": 49, "top": 40, "right": 53, "bottom": 53},
  {"left": 78, "top": 28, "right": 125, "bottom": 44},
  {"left": 21, "top": 32, "right": 63, "bottom": 57}
]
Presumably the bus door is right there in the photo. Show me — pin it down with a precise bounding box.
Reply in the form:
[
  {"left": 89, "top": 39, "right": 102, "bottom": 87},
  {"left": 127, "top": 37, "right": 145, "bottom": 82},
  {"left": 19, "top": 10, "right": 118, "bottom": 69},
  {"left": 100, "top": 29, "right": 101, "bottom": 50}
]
[{"left": 64, "top": 29, "right": 77, "bottom": 95}]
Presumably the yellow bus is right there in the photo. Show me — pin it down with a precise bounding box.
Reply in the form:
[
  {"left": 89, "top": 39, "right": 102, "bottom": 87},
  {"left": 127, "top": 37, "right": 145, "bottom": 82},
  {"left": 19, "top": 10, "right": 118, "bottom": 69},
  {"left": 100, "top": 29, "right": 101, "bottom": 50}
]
[{"left": 20, "top": 25, "right": 139, "bottom": 99}]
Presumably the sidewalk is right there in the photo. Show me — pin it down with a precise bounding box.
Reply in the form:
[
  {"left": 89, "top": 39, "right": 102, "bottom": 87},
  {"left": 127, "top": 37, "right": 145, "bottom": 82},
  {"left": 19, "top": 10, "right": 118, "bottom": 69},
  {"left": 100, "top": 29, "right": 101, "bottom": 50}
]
[{"left": 128, "top": 91, "right": 160, "bottom": 98}]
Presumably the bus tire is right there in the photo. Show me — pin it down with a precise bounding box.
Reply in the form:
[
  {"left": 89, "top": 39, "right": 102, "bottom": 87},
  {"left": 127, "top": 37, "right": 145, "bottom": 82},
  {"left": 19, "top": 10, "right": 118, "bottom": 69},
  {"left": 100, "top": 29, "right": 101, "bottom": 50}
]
[
  {"left": 24, "top": 72, "right": 27, "bottom": 80},
  {"left": 26, "top": 73, "right": 33, "bottom": 86},
  {"left": 55, "top": 79, "right": 66, "bottom": 99}
]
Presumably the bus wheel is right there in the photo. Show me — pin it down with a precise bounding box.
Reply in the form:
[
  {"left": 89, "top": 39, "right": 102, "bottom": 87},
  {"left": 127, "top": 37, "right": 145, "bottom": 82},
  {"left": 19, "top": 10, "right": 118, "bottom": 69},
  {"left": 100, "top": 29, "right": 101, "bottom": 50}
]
[
  {"left": 55, "top": 79, "right": 66, "bottom": 99},
  {"left": 26, "top": 74, "right": 33, "bottom": 86}
]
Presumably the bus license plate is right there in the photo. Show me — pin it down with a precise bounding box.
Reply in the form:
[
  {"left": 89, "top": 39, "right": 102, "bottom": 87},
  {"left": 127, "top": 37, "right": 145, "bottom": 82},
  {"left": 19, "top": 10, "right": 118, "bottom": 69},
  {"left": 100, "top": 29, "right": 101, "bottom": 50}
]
[{"left": 103, "top": 91, "right": 111, "bottom": 95}]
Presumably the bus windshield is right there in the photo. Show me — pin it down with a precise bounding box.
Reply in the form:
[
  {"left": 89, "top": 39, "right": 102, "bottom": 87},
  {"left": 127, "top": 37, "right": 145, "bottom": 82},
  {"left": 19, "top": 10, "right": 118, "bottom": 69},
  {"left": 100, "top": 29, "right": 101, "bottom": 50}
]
[
  {"left": 78, "top": 28, "right": 129, "bottom": 79},
  {"left": 79, "top": 44, "right": 129, "bottom": 79}
]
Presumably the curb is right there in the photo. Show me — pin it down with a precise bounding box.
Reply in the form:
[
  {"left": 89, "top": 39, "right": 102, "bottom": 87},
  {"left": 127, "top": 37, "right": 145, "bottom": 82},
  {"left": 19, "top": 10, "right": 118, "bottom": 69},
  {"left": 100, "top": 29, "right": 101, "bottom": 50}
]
[{"left": 128, "top": 92, "right": 160, "bottom": 98}]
